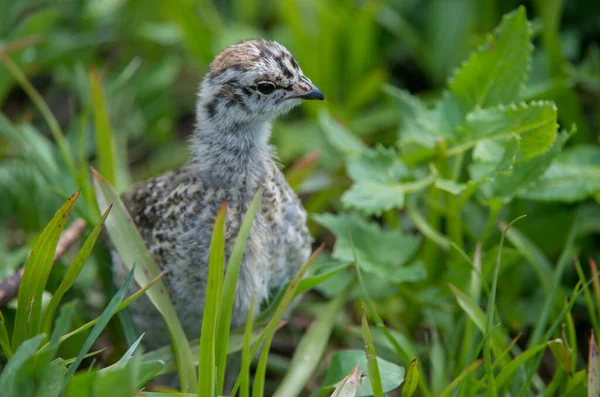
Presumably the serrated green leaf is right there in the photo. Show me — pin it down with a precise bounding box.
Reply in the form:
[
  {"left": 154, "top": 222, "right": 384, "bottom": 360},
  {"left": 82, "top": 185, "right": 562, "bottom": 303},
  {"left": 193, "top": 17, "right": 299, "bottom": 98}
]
[
  {"left": 449, "top": 6, "right": 532, "bottom": 112},
  {"left": 341, "top": 176, "right": 433, "bottom": 215},
  {"left": 314, "top": 213, "right": 421, "bottom": 279},
  {"left": 346, "top": 146, "right": 409, "bottom": 183},
  {"left": 519, "top": 144, "right": 600, "bottom": 202},
  {"left": 386, "top": 87, "right": 461, "bottom": 164},
  {"left": 341, "top": 182, "right": 406, "bottom": 215},
  {"left": 452, "top": 101, "right": 558, "bottom": 160},
  {"left": 477, "top": 130, "right": 570, "bottom": 200},
  {"left": 388, "top": 86, "right": 460, "bottom": 142}
]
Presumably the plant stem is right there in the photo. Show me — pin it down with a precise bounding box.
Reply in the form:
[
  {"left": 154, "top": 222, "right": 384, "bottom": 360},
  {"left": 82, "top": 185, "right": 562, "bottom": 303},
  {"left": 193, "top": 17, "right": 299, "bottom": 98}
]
[{"left": 481, "top": 201, "right": 503, "bottom": 246}]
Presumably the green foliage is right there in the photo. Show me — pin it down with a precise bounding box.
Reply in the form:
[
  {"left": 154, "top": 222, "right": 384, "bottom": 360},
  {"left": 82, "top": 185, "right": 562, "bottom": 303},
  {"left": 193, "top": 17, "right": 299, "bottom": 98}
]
[
  {"left": 197, "top": 202, "right": 226, "bottom": 396},
  {"left": 92, "top": 169, "right": 198, "bottom": 393},
  {"left": 314, "top": 213, "right": 423, "bottom": 282},
  {"left": 1, "top": 1, "right": 600, "bottom": 396},
  {"left": 319, "top": 350, "right": 405, "bottom": 397},
  {"left": 12, "top": 191, "right": 79, "bottom": 349}
]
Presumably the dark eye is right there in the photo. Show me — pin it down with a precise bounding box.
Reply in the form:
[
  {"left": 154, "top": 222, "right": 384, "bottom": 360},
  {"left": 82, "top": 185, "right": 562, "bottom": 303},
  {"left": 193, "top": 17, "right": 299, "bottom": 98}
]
[{"left": 257, "top": 81, "right": 276, "bottom": 95}]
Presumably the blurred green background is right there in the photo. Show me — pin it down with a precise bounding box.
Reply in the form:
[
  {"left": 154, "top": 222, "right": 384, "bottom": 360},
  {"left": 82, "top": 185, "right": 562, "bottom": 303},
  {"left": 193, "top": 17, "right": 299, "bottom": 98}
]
[
  {"left": 1, "top": 0, "right": 600, "bottom": 395},
  {"left": 1, "top": 0, "right": 599, "bottom": 230}
]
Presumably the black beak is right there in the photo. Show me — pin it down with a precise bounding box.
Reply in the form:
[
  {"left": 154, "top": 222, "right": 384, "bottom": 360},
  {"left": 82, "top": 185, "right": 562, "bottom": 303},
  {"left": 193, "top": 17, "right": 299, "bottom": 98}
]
[{"left": 297, "top": 82, "right": 325, "bottom": 101}]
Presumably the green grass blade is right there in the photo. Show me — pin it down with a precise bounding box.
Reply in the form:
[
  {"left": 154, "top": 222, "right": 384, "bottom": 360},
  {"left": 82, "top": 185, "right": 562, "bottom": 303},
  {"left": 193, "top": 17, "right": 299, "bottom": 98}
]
[
  {"left": 0, "top": 311, "right": 12, "bottom": 358},
  {"left": 495, "top": 339, "right": 562, "bottom": 387},
  {"left": 198, "top": 201, "right": 227, "bottom": 397},
  {"left": 573, "top": 257, "right": 599, "bottom": 338},
  {"left": 252, "top": 246, "right": 323, "bottom": 397},
  {"left": 484, "top": 215, "right": 526, "bottom": 394},
  {"left": 502, "top": 223, "right": 553, "bottom": 293},
  {"left": 589, "top": 331, "right": 600, "bottom": 396},
  {"left": 141, "top": 324, "right": 268, "bottom": 376},
  {"left": 257, "top": 261, "right": 352, "bottom": 323},
  {"left": 64, "top": 265, "right": 135, "bottom": 385},
  {"left": 12, "top": 191, "right": 80, "bottom": 349},
  {"left": 0, "top": 54, "right": 77, "bottom": 181},
  {"left": 353, "top": 234, "right": 432, "bottom": 397},
  {"left": 527, "top": 216, "right": 578, "bottom": 349},
  {"left": 51, "top": 270, "right": 164, "bottom": 350},
  {"left": 89, "top": 69, "right": 120, "bottom": 190},
  {"left": 63, "top": 348, "right": 108, "bottom": 365},
  {"left": 36, "top": 300, "right": 76, "bottom": 370},
  {"left": 273, "top": 281, "right": 353, "bottom": 397},
  {"left": 113, "top": 334, "right": 145, "bottom": 368},
  {"left": 449, "top": 284, "right": 486, "bottom": 331},
  {"left": 439, "top": 359, "right": 483, "bottom": 397},
  {"left": 92, "top": 168, "right": 197, "bottom": 392},
  {"left": 41, "top": 206, "right": 111, "bottom": 339},
  {"left": 239, "top": 296, "right": 255, "bottom": 397},
  {"left": 361, "top": 304, "right": 384, "bottom": 397},
  {"left": 216, "top": 189, "right": 262, "bottom": 393}
]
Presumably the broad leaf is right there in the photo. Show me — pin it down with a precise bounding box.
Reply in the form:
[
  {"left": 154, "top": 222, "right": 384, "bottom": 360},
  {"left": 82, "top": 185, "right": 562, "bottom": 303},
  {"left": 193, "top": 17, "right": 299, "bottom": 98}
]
[
  {"left": 452, "top": 101, "right": 558, "bottom": 160},
  {"left": 477, "top": 130, "right": 570, "bottom": 200},
  {"left": 329, "top": 366, "right": 359, "bottom": 397},
  {"left": 341, "top": 181, "right": 406, "bottom": 215},
  {"left": 346, "top": 146, "right": 409, "bottom": 183},
  {"left": 314, "top": 213, "right": 421, "bottom": 281},
  {"left": 449, "top": 6, "right": 532, "bottom": 113},
  {"left": 520, "top": 144, "right": 600, "bottom": 202},
  {"left": 386, "top": 87, "right": 461, "bottom": 164},
  {"left": 320, "top": 350, "right": 405, "bottom": 397}
]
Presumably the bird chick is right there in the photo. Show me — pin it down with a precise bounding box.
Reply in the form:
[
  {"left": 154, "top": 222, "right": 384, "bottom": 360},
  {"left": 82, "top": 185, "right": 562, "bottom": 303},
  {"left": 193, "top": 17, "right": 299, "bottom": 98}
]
[{"left": 111, "top": 39, "right": 324, "bottom": 349}]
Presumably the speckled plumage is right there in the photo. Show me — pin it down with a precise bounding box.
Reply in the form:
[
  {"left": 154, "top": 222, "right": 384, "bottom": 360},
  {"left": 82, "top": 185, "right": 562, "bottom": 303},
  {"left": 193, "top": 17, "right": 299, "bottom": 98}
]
[{"left": 111, "top": 39, "right": 323, "bottom": 349}]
